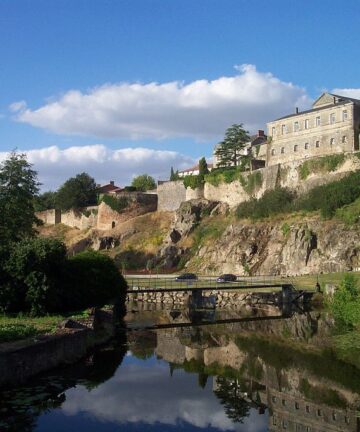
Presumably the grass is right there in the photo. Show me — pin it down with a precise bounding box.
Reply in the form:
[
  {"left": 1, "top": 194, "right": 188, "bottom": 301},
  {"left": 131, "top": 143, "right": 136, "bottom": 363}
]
[
  {"left": 0, "top": 311, "right": 89, "bottom": 344},
  {"left": 291, "top": 271, "right": 360, "bottom": 291},
  {"left": 298, "top": 153, "right": 346, "bottom": 180}
]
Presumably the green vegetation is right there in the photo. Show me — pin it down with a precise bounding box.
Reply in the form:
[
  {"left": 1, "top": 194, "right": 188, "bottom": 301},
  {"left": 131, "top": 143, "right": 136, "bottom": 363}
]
[
  {"left": 298, "top": 154, "right": 346, "bottom": 180},
  {"left": 236, "top": 187, "right": 294, "bottom": 220},
  {"left": 183, "top": 174, "right": 203, "bottom": 189},
  {"left": 299, "top": 378, "right": 347, "bottom": 409},
  {"left": 0, "top": 323, "right": 38, "bottom": 343},
  {"left": 131, "top": 174, "right": 156, "bottom": 191},
  {"left": 1, "top": 237, "right": 128, "bottom": 315},
  {"left": 214, "top": 124, "right": 251, "bottom": 168},
  {"left": 236, "top": 170, "right": 360, "bottom": 221},
  {"left": 34, "top": 191, "right": 57, "bottom": 212},
  {"left": 335, "top": 197, "right": 360, "bottom": 225},
  {"left": 281, "top": 222, "right": 290, "bottom": 237},
  {"left": 56, "top": 172, "right": 97, "bottom": 211},
  {"left": 242, "top": 171, "right": 262, "bottom": 195},
  {"left": 100, "top": 194, "right": 129, "bottom": 212},
  {"left": 170, "top": 166, "right": 180, "bottom": 181}
]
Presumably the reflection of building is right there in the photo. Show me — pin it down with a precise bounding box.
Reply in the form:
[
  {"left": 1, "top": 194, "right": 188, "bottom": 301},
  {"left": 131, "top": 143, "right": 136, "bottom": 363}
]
[{"left": 152, "top": 319, "right": 360, "bottom": 432}]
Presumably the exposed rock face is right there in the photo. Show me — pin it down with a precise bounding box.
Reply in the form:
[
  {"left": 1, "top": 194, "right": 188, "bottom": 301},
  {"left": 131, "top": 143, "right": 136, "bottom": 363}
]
[{"left": 192, "top": 219, "right": 360, "bottom": 276}]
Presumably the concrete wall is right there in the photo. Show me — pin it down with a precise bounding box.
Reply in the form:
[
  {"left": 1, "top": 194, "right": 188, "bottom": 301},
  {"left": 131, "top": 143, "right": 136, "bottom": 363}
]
[{"left": 157, "top": 180, "right": 187, "bottom": 211}]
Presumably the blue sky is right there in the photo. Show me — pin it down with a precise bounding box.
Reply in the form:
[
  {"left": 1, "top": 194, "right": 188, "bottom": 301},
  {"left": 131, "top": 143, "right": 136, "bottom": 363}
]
[{"left": 1, "top": 0, "right": 360, "bottom": 189}]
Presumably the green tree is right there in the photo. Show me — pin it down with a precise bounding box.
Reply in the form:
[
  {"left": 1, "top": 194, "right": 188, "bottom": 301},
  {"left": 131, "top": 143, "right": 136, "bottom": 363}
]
[
  {"left": 214, "top": 376, "right": 250, "bottom": 423},
  {"left": 170, "top": 166, "right": 179, "bottom": 181},
  {"left": 131, "top": 174, "right": 156, "bottom": 191},
  {"left": 56, "top": 172, "right": 97, "bottom": 210},
  {"left": 215, "top": 124, "right": 250, "bottom": 168},
  {"left": 34, "top": 191, "right": 57, "bottom": 211},
  {"left": 198, "top": 157, "right": 209, "bottom": 176},
  {"left": 0, "top": 151, "right": 40, "bottom": 250}
]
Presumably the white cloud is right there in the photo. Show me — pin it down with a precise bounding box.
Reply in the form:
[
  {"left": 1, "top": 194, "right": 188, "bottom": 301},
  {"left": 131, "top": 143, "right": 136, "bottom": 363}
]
[
  {"left": 332, "top": 88, "right": 360, "bottom": 100},
  {"left": 0, "top": 145, "right": 195, "bottom": 190},
  {"left": 11, "top": 65, "right": 311, "bottom": 140}
]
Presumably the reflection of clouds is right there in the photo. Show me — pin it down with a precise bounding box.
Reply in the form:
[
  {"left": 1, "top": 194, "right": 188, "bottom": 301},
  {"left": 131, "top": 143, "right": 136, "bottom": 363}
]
[{"left": 61, "top": 357, "right": 267, "bottom": 431}]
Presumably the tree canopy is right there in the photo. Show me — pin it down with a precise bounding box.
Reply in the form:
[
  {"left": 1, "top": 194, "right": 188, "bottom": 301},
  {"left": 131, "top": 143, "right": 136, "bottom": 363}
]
[
  {"left": 214, "top": 124, "right": 251, "bottom": 168},
  {"left": 0, "top": 151, "right": 40, "bottom": 249},
  {"left": 170, "top": 166, "right": 179, "bottom": 181},
  {"left": 198, "top": 157, "right": 209, "bottom": 176},
  {"left": 131, "top": 174, "right": 156, "bottom": 191},
  {"left": 56, "top": 172, "right": 97, "bottom": 210},
  {"left": 34, "top": 191, "right": 57, "bottom": 212}
]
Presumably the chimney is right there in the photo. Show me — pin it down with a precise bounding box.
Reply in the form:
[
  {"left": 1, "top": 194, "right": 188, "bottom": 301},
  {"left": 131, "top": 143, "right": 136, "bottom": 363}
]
[
  {"left": 333, "top": 96, "right": 336, "bottom": 104},
  {"left": 110, "top": 180, "right": 114, "bottom": 186},
  {"left": 295, "top": 107, "right": 299, "bottom": 114},
  {"left": 258, "top": 129, "right": 264, "bottom": 137}
]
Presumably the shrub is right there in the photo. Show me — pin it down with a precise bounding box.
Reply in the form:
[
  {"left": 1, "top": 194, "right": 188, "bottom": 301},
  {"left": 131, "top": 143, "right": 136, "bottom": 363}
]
[
  {"left": 236, "top": 187, "right": 295, "bottom": 220},
  {"left": 298, "top": 154, "right": 346, "bottom": 180},
  {"left": 65, "top": 250, "right": 128, "bottom": 311},
  {"left": 243, "top": 171, "right": 263, "bottom": 195},
  {"left": 327, "top": 273, "right": 360, "bottom": 328},
  {"left": 100, "top": 195, "right": 129, "bottom": 212},
  {"left": 3, "top": 238, "right": 67, "bottom": 315},
  {"left": 335, "top": 197, "right": 360, "bottom": 225},
  {"left": 183, "top": 175, "right": 203, "bottom": 189}
]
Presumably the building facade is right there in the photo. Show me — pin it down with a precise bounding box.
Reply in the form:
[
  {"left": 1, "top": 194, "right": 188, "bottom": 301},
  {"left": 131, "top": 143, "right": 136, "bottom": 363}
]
[{"left": 266, "top": 92, "right": 360, "bottom": 166}]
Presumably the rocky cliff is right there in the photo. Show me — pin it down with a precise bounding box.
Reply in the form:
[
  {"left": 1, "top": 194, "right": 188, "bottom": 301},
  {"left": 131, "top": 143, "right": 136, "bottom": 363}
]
[{"left": 158, "top": 199, "right": 360, "bottom": 276}]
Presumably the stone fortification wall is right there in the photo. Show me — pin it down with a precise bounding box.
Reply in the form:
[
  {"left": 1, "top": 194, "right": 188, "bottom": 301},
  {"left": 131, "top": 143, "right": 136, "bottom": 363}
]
[
  {"left": 61, "top": 206, "right": 98, "bottom": 230},
  {"left": 115, "top": 191, "right": 158, "bottom": 209},
  {"left": 157, "top": 180, "right": 187, "bottom": 211},
  {"left": 185, "top": 185, "right": 204, "bottom": 200},
  {"left": 36, "top": 208, "right": 61, "bottom": 225}
]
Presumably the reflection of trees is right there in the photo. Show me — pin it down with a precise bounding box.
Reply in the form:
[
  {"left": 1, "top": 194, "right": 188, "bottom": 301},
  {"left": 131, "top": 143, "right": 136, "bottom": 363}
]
[
  {"left": 214, "top": 376, "right": 250, "bottom": 423},
  {"left": 0, "top": 332, "right": 127, "bottom": 431},
  {"left": 129, "top": 330, "right": 157, "bottom": 360}
]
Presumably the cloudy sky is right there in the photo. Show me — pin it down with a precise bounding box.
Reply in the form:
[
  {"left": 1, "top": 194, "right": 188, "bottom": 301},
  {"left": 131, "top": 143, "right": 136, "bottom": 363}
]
[{"left": 1, "top": 0, "right": 360, "bottom": 189}]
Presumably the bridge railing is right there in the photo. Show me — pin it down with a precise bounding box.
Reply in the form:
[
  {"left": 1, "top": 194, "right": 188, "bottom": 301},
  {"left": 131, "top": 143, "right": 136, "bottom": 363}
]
[{"left": 125, "top": 274, "right": 294, "bottom": 292}]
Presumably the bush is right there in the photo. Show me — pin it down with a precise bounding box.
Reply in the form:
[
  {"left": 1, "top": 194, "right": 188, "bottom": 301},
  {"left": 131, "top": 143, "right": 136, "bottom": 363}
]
[
  {"left": 2, "top": 238, "right": 67, "bottom": 315},
  {"left": 183, "top": 175, "right": 203, "bottom": 189},
  {"left": 327, "top": 273, "right": 360, "bottom": 328},
  {"left": 335, "top": 197, "right": 360, "bottom": 225},
  {"left": 236, "top": 187, "right": 295, "bottom": 220},
  {"left": 100, "top": 195, "right": 129, "bottom": 212},
  {"left": 298, "top": 154, "right": 346, "bottom": 180},
  {"left": 65, "top": 251, "right": 128, "bottom": 311}
]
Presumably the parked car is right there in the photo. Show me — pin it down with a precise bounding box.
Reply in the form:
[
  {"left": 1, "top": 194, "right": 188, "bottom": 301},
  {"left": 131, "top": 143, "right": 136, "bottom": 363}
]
[
  {"left": 175, "top": 273, "right": 198, "bottom": 281},
  {"left": 217, "top": 274, "right": 237, "bottom": 283}
]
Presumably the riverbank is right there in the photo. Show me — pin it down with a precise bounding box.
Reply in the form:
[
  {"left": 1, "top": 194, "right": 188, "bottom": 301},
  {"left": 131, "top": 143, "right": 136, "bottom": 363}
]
[{"left": 0, "top": 308, "right": 119, "bottom": 388}]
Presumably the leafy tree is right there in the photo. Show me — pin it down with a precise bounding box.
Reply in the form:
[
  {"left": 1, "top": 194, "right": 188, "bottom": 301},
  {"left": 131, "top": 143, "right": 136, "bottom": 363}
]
[
  {"left": 215, "top": 124, "right": 250, "bottom": 168},
  {"left": 34, "top": 191, "right": 57, "bottom": 211},
  {"left": 131, "top": 174, "right": 156, "bottom": 191},
  {"left": 0, "top": 151, "right": 40, "bottom": 250},
  {"left": 198, "top": 157, "right": 209, "bottom": 176},
  {"left": 56, "top": 172, "right": 97, "bottom": 210},
  {"left": 170, "top": 166, "right": 179, "bottom": 181}
]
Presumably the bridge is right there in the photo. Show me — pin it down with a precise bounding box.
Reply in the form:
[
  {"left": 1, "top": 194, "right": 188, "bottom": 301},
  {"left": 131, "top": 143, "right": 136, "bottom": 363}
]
[{"left": 125, "top": 275, "right": 313, "bottom": 306}]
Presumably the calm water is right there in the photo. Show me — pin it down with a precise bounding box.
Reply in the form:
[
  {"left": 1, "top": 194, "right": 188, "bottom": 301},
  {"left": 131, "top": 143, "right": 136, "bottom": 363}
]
[{"left": 1, "top": 304, "right": 360, "bottom": 431}]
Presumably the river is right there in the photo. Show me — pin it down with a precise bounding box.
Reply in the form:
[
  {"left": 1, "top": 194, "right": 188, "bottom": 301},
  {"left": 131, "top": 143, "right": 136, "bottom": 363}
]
[{"left": 1, "top": 303, "right": 359, "bottom": 431}]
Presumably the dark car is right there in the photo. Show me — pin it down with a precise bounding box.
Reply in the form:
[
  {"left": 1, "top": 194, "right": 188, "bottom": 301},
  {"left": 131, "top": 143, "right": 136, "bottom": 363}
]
[
  {"left": 175, "top": 273, "right": 198, "bottom": 281},
  {"left": 217, "top": 274, "right": 237, "bottom": 283}
]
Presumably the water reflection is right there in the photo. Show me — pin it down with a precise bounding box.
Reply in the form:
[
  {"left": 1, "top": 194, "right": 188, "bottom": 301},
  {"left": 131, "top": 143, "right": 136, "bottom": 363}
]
[{"left": 1, "top": 306, "right": 359, "bottom": 431}]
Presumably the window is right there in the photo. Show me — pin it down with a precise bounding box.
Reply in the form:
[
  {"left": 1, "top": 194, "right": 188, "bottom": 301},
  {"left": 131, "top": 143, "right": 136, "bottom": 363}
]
[
  {"left": 294, "top": 144, "right": 298, "bottom": 152},
  {"left": 317, "top": 409, "right": 322, "bottom": 417},
  {"left": 330, "top": 113, "right": 336, "bottom": 124},
  {"left": 282, "top": 419, "right": 288, "bottom": 429},
  {"left": 281, "top": 147, "right": 285, "bottom": 154},
  {"left": 273, "top": 416, "right": 277, "bottom": 426},
  {"left": 272, "top": 396, "right": 277, "bottom": 403},
  {"left": 330, "top": 138, "right": 335, "bottom": 146},
  {"left": 271, "top": 149, "right": 276, "bottom": 156},
  {"left": 294, "top": 121, "right": 299, "bottom": 132},
  {"left": 272, "top": 127, "right": 276, "bottom": 136},
  {"left": 304, "top": 143, "right": 309, "bottom": 150},
  {"left": 295, "top": 402, "right": 300, "bottom": 410},
  {"left": 315, "top": 140, "right": 320, "bottom": 148},
  {"left": 282, "top": 124, "right": 287, "bottom": 135},
  {"left": 282, "top": 399, "right": 287, "bottom": 406},
  {"left": 343, "top": 110, "right": 348, "bottom": 121},
  {"left": 305, "top": 405, "right": 310, "bottom": 413},
  {"left": 332, "top": 412, "right": 337, "bottom": 421},
  {"left": 316, "top": 116, "right": 321, "bottom": 126},
  {"left": 345, "top": 416, "right": 350, "bottom": 424},
  {"left": 342, "top": 135, "right": 347, "bottom": 144},
  {"left": 304, "top": 119, "right": 309, "bottom": 129},
  {"left": 306, "top": 427, "right": 311, "bottom": 432}
]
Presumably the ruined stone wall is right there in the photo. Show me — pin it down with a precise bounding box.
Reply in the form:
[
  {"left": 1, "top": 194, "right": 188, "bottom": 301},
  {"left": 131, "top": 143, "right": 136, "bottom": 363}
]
[
  {"left": 36, "top": 209, "right": 61, "bottom": 225},
  {"left": 157, "top": 180, "right": 187, "bottom": 211},
  {"left": 185, "top": 185, "right": 204, "bottom": 201},
  {"left": 61, "top": 207, "right": 98, "bottom": 230}
]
